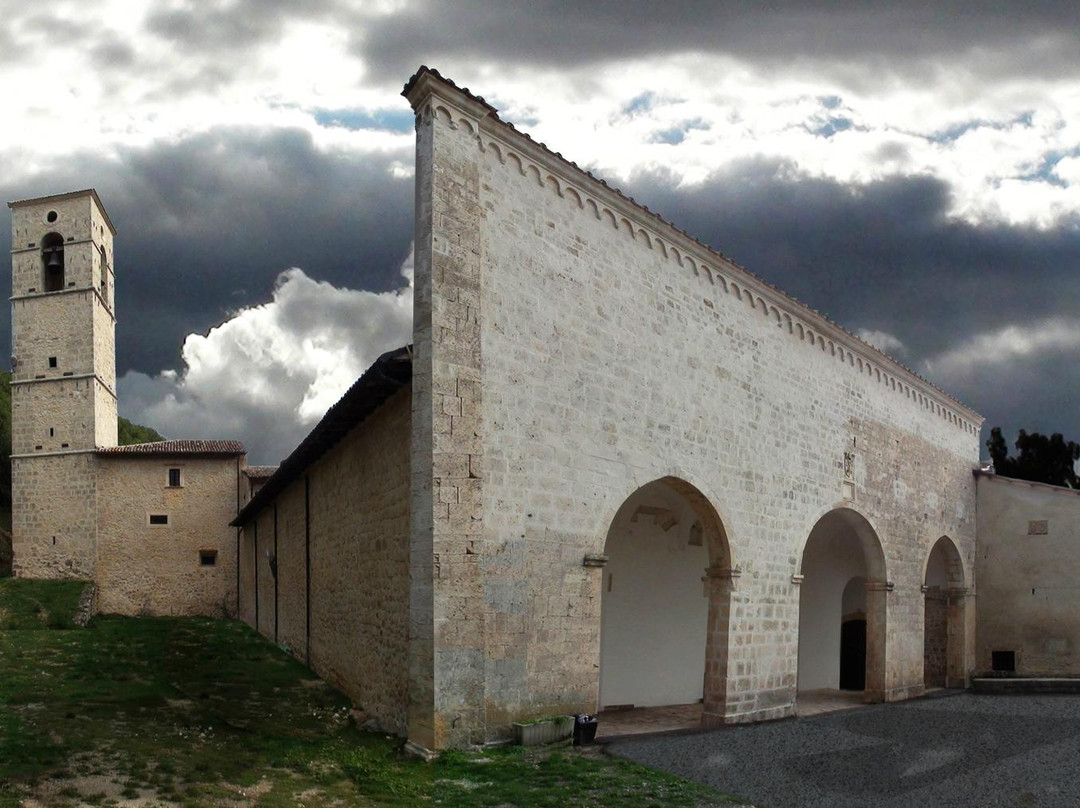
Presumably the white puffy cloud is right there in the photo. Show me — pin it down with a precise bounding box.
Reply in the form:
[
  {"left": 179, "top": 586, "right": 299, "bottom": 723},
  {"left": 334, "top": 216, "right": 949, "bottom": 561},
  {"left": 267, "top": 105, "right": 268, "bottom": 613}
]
[
  {"left": 924, "top": 318, "right": 1080, "bottom": 386},
  {"left": 4, "top": 2, "right": 1080, "bottom": 229},
  {"left": 117, "top": 253, "right": 414, "bottom": 464},
  {"left": 855, "top": 329, "right": 906, "bottom": 355}
]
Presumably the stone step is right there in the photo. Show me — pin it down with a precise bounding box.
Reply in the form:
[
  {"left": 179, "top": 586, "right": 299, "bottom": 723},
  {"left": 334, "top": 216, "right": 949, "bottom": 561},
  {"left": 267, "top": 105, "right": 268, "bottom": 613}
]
[{"left": 973, "top": 677, "right": 1080, "bottom": 694}]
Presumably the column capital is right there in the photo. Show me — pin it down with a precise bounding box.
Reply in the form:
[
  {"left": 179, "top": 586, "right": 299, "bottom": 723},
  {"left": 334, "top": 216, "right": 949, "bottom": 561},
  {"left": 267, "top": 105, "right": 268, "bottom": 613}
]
[{"left": 705, "top": 565, "right": 742, "bottom": 580}]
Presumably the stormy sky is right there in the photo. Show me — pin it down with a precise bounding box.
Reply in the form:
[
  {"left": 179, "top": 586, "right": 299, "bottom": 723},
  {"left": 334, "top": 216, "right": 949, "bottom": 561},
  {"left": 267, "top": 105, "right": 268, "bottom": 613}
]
[{"left": 4, "top": 1, "right": 1080, "bottom": 463}]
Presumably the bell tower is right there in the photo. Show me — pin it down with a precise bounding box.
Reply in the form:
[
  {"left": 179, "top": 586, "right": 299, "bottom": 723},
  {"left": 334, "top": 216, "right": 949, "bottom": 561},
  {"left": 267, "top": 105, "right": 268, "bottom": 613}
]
[{"left": 8, "top": 189, "right": 118, "bottom": 578}]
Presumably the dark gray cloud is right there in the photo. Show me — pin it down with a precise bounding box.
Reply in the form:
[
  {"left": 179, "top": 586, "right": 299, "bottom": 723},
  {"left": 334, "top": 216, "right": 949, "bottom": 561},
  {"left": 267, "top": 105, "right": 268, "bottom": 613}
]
[
  {"left": 358, "top": 1, "right": 1080, "bottom": 89},
  {"left": 619, "top": 162, "right": 1080, "bottom": 445},
  {"left": 0, "top": 127, "right": 413, "bottom": 375}
]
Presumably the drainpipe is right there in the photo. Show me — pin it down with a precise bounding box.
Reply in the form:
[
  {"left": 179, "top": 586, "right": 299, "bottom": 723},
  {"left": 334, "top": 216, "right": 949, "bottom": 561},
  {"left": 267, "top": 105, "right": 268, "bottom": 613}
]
[
  {"left": 305, "top": 475, "right": 311, "bottom": 667},
  {"left": 273, "top": 502, "right": 279, "bottom": 643},
  {"left": 254, "top": 518, "right": 259, "bottom": 633},
  {"left": 235, "top": 458, "right": 240, "bottom": 618}
]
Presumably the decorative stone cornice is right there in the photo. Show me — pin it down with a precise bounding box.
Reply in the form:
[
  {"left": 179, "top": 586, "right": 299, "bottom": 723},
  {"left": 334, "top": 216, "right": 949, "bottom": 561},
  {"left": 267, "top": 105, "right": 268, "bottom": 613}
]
[
  {"left": 403, "top": 66, "right": 984, "bottom": 436},
  {"left": 10, "top": 372, "right": 117, "bottom": 399}
]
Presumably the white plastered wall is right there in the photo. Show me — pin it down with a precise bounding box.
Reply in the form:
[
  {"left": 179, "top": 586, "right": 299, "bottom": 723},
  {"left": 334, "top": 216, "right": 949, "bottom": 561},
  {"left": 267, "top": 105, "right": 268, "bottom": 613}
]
[
  {"left": 600, "top": 481, "right": 709, "bottom": 708},
  {"left": 798, "top": 527, "right": 867, "bottom": 690}
]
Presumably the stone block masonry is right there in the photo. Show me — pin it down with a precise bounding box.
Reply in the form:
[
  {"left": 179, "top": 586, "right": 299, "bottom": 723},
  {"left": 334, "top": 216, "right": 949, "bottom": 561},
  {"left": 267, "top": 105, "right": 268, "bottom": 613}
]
[
  {"left": 975, "top": 472, "right": 1080, "bottom": 675},
  {"left": 404, "top": 67, "right": 982, "bottom": 748},
  {"left": 95, "top": 454, "right": 241, "bottom": 616},
  {"left": 11, "top": 453, "right": 97, "bottom": 578},
  {"left": 239, "top": 387, "right": 412, "bottom": 736},
  {"left": 9, "top": 190, "right": 117, "bottom": 581}
]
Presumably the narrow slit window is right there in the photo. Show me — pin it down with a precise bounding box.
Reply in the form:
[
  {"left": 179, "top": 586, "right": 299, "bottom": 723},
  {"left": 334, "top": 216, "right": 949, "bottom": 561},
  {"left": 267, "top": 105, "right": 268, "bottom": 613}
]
[
  {"left": 149, "top": 514, "right": 169, "bottom": 526},
  {"left": 168, "top": 468, "right": 181, "bottom": 488},
  {"left": 99, "top": 246, "right": 109, "bottom": 298}
]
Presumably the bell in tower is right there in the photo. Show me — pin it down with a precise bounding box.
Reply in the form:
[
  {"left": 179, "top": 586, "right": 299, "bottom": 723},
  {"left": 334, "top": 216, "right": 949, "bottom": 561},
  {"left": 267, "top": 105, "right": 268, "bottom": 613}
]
[{"left": 41, "top": 232, "right": 65, "bottom": 292}]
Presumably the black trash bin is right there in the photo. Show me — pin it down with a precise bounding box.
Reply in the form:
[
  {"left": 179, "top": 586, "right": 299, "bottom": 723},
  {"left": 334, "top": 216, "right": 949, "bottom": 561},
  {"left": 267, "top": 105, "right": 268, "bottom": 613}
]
[{"left": 573, "top": 714, "right": 598, "bottom": 746}]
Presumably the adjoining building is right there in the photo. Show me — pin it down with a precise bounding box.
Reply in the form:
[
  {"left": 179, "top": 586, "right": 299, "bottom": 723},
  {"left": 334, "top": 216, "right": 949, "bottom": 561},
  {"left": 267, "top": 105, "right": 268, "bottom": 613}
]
[
  {"left": 7, "top": 190, "right": 242, "bottom": 615},
  {"left": 10, "top": 68, "right": 1080, "bottom": 754}
]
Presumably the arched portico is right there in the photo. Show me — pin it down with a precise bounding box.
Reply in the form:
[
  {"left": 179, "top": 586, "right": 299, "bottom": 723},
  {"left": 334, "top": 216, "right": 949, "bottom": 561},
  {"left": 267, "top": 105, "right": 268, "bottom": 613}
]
[
  {"left": 923, "top": 536, "right": 968, "bottom": 688},
  {"left": 599, "top": 477, "right": 733, "bottom": 723},
  {"left": 796, "top": 506, "right": 888, "bottom": 703}
]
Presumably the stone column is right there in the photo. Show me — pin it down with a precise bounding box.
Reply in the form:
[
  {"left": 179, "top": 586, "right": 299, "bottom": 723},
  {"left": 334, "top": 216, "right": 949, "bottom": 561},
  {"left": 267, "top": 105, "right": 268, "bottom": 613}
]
[
  {"left": 947, "top": 586, "right": 972, "bottom": 688},
  {"left": 864, "top": 580, "right": 890, "bottom": 702},
  {"left": 702, "top": 565, "right": 737, "bottom": 725}
]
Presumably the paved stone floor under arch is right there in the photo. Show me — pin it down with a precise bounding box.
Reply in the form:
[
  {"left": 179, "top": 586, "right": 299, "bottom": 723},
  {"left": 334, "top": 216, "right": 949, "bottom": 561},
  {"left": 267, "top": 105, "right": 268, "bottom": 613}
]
[
  {"left": 597, "top": 690, "right": 868, "bottom": 739},
  {"left": 608, "top": 694, "right": 1080, "bottom": 807}
]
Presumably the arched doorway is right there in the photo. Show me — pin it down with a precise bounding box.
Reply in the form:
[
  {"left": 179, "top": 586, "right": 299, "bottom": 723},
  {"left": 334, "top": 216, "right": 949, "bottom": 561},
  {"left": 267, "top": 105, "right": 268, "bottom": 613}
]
[
  {"left": 797, "top": 508, "right": 887, "bottom": 704},
  {"left": 599, "top": 477, "right": 733, "bottom": 723},
  {"left": 924, "top": 536, "right": 967, "bottom": 688}
]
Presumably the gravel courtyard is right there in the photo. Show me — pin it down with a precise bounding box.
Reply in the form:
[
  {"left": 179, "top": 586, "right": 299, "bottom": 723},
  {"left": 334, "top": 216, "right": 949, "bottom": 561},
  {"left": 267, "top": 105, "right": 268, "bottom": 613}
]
[{"left": 608, "top": 693, "right": 1080, "bottom": 808}]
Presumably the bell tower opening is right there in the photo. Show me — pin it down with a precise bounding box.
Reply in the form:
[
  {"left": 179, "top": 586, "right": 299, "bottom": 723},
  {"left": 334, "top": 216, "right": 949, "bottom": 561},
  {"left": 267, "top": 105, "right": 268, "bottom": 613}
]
[{"left": 41, "top": 232, "right": 65, "bottom": 292}]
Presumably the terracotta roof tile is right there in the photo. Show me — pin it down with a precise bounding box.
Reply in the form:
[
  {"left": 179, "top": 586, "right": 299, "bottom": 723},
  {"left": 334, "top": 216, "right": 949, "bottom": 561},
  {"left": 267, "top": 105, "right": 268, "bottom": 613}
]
[
  {"left": 97, "top": 439, "right": 245, "bottom": 456},
  {"left": 243, "top": 465, "right": 279, "bottom": 479}
]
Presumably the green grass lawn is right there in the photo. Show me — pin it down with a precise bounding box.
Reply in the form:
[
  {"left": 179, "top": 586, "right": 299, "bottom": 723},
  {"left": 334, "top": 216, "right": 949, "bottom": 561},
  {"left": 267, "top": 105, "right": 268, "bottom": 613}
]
[{"left": 0, "top": 578, "right": 743, "bottom": 807}]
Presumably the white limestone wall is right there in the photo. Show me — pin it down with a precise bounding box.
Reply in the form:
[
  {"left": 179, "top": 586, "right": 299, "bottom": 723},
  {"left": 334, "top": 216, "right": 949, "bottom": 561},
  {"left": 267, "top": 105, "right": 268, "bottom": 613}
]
[
  {"left": 976, "top": 473, "right": 1080, "bottom": 674},
  {"left": 409, "top": 76, "right": 981, "bottom": 745}
]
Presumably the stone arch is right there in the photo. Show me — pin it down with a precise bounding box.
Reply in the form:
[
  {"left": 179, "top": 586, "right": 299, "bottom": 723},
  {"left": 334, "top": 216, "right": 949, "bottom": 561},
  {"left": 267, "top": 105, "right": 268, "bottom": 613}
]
[
  {"left": 923, "top": 535, "right": 969, "bottom": 689},
  {"left": 598, "top": 476, "right": 735, "bottom": 723},
  {"left": 795, "top": 505, "right": 888, "bottom": 703}
]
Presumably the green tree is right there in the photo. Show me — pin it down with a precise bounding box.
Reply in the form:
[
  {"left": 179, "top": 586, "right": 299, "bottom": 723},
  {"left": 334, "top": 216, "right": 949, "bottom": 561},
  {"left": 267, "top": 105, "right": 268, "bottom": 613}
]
[
  {"left": 117, "top": 417, "right": 165, "bottom": 446},
  {"left": 986, "top": 426, "right": 1080, "bottom": 488}
]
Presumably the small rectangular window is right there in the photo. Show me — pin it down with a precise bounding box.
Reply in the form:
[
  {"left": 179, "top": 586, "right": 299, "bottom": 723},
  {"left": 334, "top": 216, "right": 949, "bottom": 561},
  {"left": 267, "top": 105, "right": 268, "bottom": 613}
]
[
  {"left": 149, "top": 514, "right": 169, "bottom": 526},
  {"left": 199, "top": 549, "right": 218, "bottom": 567},
  {"left": 48, "top": 357, "right": 57, "bottom": 368},
  {"left": 992, "top": 650, "right": 1016, "bottom": 672},
  {"left": 168, "top": 468, "right": 181, "bottom": 487}
]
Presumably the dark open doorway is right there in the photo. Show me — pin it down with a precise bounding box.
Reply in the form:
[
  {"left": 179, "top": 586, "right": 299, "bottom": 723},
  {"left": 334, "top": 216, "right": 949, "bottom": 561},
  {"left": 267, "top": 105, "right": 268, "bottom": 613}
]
[{"left": 839, "top": 619, "right": 866, "bottom": 690}]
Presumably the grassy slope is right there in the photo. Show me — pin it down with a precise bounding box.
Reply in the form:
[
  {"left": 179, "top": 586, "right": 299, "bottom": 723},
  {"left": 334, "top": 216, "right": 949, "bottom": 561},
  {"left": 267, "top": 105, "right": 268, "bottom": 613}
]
[{"left": 0, "top": 579, "right": 741, "bottom": 808}]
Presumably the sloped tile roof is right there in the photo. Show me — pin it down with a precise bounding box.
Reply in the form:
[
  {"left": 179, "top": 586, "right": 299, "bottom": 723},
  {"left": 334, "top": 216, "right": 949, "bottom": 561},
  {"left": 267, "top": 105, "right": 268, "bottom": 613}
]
[
  {"left": 231, "top": 345, "right": 412, "bottom": 527},
  {"left": 243, "top": 465, "right": 279, "bottom": 479},
  {"left": 97, "top": 439, "right": 245, "bottom": 456}
]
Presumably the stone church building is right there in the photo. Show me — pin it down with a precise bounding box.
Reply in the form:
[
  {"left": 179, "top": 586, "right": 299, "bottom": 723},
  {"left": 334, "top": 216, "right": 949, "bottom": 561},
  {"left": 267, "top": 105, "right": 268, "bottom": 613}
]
[{"left": 8, "top": 68, "right": 1078, "bottom": 754}]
